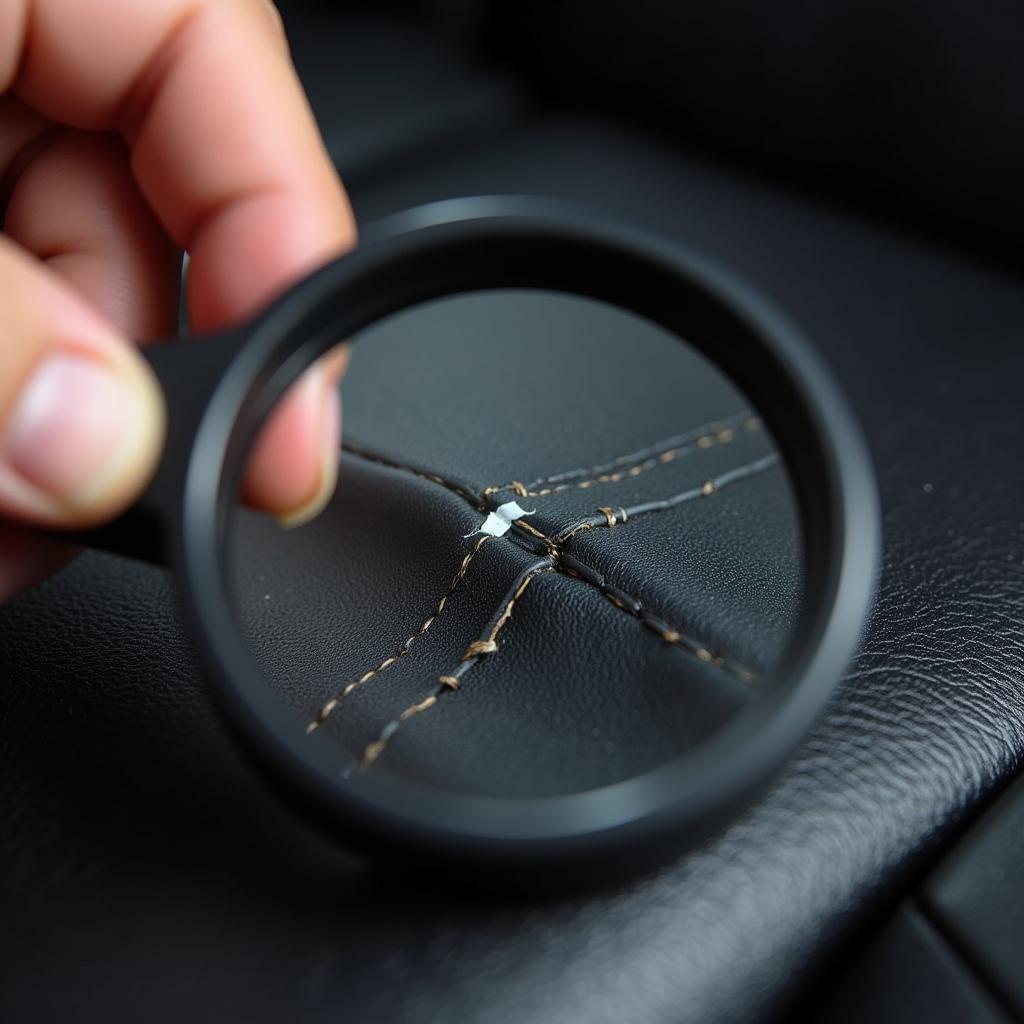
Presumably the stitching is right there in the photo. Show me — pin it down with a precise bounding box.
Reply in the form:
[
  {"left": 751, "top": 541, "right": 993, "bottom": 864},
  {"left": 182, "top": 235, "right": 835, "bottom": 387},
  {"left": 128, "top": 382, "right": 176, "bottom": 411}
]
[
  {"left": 356, "top": 548, "right": 756, "bottom": 774},
  {"left": 315, "top": 424, "right": 774, "bottom": 751},
  {"left": 483, "top": 411, "right": 755, "bottom": 497},
  {"left": 513, "top": 518, "right": 559, "bottom": 555},
  {"left": 506, "top": 514, "right": 761, "bottom": 685},
  {"left": 554, "top": 453, "right": 780, "bottom": 544},
  {"left": 483, "top": 412, "right": 761, "bottom": 499},
  {"left": 557, "top": 552, "right": 757, "bottom": 685},
  {"left": 356, "top": 561, "right": 554, "bottom": 771},
  {"left": 306, "top": 535, "right": 493, "bottom": 733},
  {"left": 315, "top": 446, "right": 773, "bottom": 734},
  {"left": 344, "top": 445, "right": 771, "bottom": 752},
  {"left": 341, "top": 437, "right": 485, "bottom": 508},
  {"left": 499, "top": 452, "right": 778, "bottom": 683}
]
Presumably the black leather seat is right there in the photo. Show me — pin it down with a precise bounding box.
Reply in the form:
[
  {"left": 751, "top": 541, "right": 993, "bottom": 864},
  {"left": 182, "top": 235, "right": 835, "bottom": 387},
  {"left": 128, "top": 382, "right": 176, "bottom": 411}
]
[{"left": 3, "top": 7, "right": 1023, "bottom": 1022}]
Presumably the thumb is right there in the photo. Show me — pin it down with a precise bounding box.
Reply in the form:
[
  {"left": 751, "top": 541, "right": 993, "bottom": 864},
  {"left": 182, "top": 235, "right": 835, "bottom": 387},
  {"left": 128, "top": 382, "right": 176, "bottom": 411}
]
[{"left": 0, "top": 236, "right": 165, "bottom": 530}]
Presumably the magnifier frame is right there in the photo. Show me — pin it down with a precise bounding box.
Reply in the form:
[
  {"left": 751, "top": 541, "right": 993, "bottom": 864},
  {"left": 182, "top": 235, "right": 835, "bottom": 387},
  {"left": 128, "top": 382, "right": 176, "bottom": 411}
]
[{"left": 169, "top": 196, "right": 878, "bottom": 876}]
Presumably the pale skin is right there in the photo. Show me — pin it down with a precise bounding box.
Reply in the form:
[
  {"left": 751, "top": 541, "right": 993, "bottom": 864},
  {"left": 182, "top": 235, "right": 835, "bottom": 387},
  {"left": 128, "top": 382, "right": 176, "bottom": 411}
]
[{"left": 0, "top": 0, "right": 356, "bottom": 602}]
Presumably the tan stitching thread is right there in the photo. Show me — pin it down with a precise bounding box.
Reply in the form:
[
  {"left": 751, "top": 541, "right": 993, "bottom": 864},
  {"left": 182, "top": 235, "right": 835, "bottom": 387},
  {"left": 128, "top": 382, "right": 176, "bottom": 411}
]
[
  {"left": 514, "top": 518, "right": 559, "bottom": 554},
  {"left": 593, "top": 585, "right": 758, "bottom": 685},
  {"left": 341, "top": 440, "right": 484, "bottom": 508},
  {"left": 488, "top": 572, "right": 536, "bottom": 642},
  {"left": 487, "top": 416, "right": 762, "bottom": 498},
  {"left": 539, "top": 470, "right": 766, "bottom": 684},
  {"left": 357, "top": 566, "right": 551, "bottom": 770},
  {"left": 323, "top": 425, "right": 770, "bottom": 756},
  {"left": 501, "top": 507, "right": 755, "bottom": 685},
  {"left": 561, "top": 520, "right": 597, "bottom": 542},
  {"left": 361, "top": 739, "right": 388, "bottom": 768},
  {"left": 552, "top": 452, "right": 780, "bottom": 545},
  {"left": 464, "top": 639, "right": 499, "bottom": 659},
  {"left": 306, "top": 535, "right": 493, "bottom": 733},
  {"left": 428, "top": 474, "right": 475, "bottom": 503},
  {"left": 361, "top": 692, "right": 440, "bottom": 769},
  {"left": 334, "top": 448, "right": 770, "bottom": 741}
]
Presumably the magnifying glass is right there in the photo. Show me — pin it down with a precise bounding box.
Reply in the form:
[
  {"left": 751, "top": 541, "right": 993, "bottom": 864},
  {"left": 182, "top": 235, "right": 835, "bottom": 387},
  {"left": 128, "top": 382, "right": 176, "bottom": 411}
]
[{"left": 66, "top": 196, "right": 878, "bottom": 881}]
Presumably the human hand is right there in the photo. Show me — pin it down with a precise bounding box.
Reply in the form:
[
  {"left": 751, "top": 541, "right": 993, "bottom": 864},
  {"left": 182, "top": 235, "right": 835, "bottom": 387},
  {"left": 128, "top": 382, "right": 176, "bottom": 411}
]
[{"left": 0, "top": 0, "right": 355, "bottom": 601}]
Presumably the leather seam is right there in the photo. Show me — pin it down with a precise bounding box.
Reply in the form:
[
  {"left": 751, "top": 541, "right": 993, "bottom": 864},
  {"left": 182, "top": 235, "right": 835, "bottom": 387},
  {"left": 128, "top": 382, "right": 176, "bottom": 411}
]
[
  {"left": 482, "top": 411, "right": 761, "bottom": 500},
  {"left": 549, "top": 452, "right": 780, "bottom": 544},
  {"left": 306, "top": 534, "right": 494, "bottom": 734},
  {"left": 307, "top": 433, "right": 773, "bottom": 744},
  {"left": 353, "top": 560, "right": 556, "bottom": 773},
  {"left": 556, "top": 554, "right": 758, "bottom": 685}
]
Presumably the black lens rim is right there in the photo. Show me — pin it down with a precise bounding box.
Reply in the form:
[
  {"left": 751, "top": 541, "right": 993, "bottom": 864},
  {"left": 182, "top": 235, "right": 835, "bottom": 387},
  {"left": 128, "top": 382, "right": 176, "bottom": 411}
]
[{"left": 179, "top": 196, "right": 879, "bottom": 871}]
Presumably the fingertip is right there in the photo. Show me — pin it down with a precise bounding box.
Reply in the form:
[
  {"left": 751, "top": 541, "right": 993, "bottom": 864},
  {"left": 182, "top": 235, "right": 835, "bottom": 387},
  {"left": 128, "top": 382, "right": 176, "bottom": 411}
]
[
  {"left": 0, "top": 240, "right": 168, "bottom": 530},
  {"left": 2, "top": 344, "right": 167, "bottom": 528},
  {"left": 277, "top": 385, "right": 341, "bottom": 529},
  {"left": 242, "top": 356, "right": 343, "bottom": 525}
]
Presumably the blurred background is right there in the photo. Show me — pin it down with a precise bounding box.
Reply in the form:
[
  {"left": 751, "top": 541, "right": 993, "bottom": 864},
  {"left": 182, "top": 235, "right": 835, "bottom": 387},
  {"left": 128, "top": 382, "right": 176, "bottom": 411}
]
[{"left": 283, "top": 0, "right": 1024, "bottom": 269}]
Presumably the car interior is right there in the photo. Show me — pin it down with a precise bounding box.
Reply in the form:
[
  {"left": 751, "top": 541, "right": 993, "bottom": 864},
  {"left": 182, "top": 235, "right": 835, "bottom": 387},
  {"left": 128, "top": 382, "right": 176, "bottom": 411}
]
[{"left": 2, "top": 2, "right": 1023, "bottom": 1021}]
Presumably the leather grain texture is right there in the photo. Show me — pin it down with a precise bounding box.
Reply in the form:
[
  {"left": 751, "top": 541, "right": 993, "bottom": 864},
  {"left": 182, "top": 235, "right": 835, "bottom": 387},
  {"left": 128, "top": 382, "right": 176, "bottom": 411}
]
[
  {"left": 229, "top": 285, "right": 786, "bottom": 795},
  {"left": 3, "top": 17, "right": 1024, "bottom": 1024}
]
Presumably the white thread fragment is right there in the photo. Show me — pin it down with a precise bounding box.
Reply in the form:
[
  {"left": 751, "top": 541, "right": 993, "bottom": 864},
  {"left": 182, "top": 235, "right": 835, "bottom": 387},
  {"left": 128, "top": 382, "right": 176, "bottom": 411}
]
[{"left": 465, "top": 500, "right": 535, "bottom": 538}]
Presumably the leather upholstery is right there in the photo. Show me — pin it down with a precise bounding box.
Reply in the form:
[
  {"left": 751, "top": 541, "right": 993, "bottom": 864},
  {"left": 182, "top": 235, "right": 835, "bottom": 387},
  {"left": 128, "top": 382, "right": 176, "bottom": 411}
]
[
  {"left": 3, "top": 12, "right": 1024, "bottom": 1023},
  {"left": 231, "top": 288, "right": 791, "bottom": 796}
]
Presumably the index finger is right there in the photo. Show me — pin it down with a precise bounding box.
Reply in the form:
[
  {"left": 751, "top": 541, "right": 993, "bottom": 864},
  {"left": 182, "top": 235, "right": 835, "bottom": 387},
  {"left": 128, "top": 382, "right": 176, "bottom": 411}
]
[{"left": 7, "top": 0, "right": 355, "bottom": 331}]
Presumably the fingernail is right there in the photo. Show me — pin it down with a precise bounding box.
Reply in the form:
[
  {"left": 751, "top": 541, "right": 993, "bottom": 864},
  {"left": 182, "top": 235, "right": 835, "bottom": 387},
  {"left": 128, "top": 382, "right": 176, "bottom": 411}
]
[
  {"left": 4, "top": 351, "right": 161, "bottom": 513},
  {"left": 277, "top": 380, "right": 341, "bottom": 529},
  {"left": 322, "top": 342, "right": 351, "bottom": 386}
]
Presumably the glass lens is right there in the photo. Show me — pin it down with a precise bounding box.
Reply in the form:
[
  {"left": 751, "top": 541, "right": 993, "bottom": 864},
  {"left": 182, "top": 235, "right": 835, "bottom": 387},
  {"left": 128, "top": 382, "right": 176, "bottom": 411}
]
[{"left": 226, "top": 289, "right": 802, "bottom": 798}]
